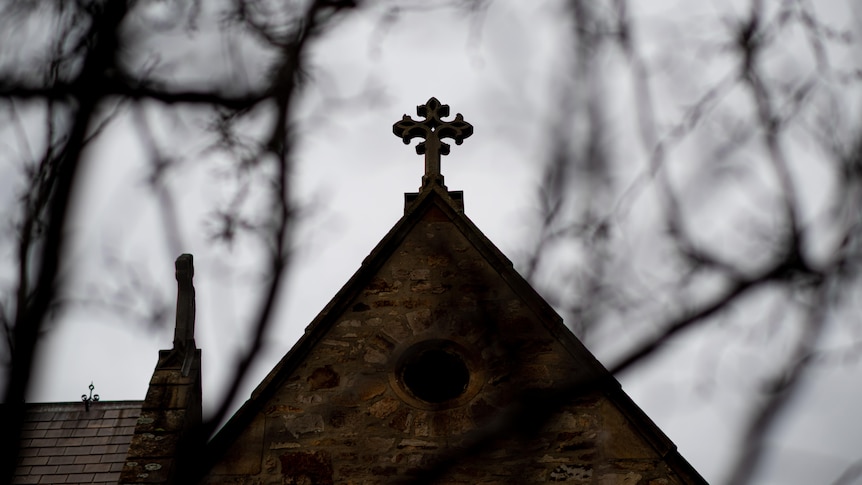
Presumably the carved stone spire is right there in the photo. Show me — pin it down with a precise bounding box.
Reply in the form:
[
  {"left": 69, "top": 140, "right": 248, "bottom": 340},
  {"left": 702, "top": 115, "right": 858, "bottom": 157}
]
[
  {"left": 124, "top": 253, "right": 203, "bottom": 484},
  {"left": 393, "top": 97, "right": 473, "bottom": 188},
  {"left": 173, "top": 253, "right": 196, "bottom": 375}
]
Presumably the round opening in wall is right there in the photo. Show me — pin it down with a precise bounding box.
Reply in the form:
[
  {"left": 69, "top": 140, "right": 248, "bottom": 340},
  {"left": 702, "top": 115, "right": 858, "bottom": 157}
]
[
  {"left": 399, "top": 343, "right": 470, "bottom": 404},
  {"left": 391, "top": 339, "right": 483, "bottom": 410}
]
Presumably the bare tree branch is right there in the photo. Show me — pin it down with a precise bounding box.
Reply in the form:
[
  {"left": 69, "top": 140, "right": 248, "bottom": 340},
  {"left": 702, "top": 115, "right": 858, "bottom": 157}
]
[{"left": 0, "top": 1, "right": 132, "bottom": 482}]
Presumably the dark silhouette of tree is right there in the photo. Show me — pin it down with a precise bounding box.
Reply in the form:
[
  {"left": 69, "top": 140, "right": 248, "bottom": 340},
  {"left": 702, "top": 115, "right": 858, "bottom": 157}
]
[
  {"left": 2, "top": 1, "right": 861, "bottom": 484},
  {"left": 0, "top": 0, "right": 357, "bottom": 482},
  {"left": 521, "top": 2, "right": 862, "bottom": 484}
]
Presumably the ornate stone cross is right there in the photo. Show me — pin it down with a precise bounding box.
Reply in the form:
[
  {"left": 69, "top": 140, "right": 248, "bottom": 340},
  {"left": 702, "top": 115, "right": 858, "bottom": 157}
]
[{"left": 393, "top": 97, "right": 473, "bottom": 187}]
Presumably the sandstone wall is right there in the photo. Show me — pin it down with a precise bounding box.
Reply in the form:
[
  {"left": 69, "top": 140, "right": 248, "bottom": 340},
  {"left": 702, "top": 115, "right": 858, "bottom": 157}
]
[{"left": 204, "top": 205, "right": 690, "bottom": 485}]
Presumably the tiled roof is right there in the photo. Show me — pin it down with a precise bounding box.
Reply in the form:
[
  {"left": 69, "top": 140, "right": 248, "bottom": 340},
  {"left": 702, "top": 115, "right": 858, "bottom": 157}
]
[{"left": 15, "top": 401, "right": 143, "bottom": 485}]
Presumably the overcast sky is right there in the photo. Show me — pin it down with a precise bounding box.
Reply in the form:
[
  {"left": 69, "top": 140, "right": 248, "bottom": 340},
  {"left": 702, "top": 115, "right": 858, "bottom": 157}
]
[{"left": 4, "top": 1, "right": 862, "bottom": 484}]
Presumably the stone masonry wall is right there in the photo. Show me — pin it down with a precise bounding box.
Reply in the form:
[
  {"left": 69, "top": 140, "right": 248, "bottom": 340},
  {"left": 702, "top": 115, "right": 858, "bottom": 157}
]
[
  {"left": 204, "top": 205, "right": 687, "bottom": 485},
  {"left": 121, "top": 350, "right": 202, "bottom": 484}
]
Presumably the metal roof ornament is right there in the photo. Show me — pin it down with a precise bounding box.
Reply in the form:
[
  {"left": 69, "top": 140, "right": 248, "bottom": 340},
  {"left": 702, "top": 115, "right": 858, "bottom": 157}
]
[
  {"left": 393, "top": 97, "right": 473, "bottom": 188},
  {"left": 81, "top": 382, "right": 100, "bottom": 412}
]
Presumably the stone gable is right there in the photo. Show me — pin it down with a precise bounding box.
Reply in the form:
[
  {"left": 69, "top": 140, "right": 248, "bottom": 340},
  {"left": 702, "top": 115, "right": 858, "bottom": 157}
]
[{"left": 202, "top": 187, "right": 706, "bottom": 484}]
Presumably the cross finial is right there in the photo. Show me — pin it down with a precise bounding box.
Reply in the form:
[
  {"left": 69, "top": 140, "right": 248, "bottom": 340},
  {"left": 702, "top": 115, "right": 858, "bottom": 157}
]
[{"left": 393, "top": 97, "right": 473, "bottom": 187}]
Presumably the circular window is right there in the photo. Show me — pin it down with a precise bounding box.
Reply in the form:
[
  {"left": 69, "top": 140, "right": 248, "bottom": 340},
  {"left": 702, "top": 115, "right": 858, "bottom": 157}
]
[
  {"left": 392, "top": 339, "right": 481, "bottom": 409},
  {"left": 402, "top": 348, "right": 469, "bottom": 403}
]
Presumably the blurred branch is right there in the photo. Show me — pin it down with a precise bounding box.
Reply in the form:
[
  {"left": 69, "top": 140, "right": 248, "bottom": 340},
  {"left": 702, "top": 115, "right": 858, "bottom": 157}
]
[
  {"left": 725, "top": 281, "right": 830, "bottom": 485},
  {"left": 524, "top": 3, "right": 862, "bottom": 483},
  {"left": 407, "top": 237, "right": 826, "bottom": 484},
  {"left": 131, "top": 104, "right": 185, "bottom": 258},
  {"left": 736, "top": 2, "right": 803, "bottom": 247},
  {"left": 175, "top": 0, "right": 359, "bottom": 481},
  {"left": 0, "top": 79, "right": 270, "bottom": 109},
  {"left": 833, "top": 458, "right": 862, "bottom": 485},
  {"left": 0, "top": 1, "right": 132, "bottom": 483}
]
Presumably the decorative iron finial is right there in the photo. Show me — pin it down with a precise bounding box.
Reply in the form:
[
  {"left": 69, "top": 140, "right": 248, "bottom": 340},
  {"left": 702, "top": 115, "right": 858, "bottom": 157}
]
[
  {"left": 81, "top": 382, "right": 100, "bottom": 412},
  {"left": 393, "top": 97, "right": 473, "bottom": 187}
]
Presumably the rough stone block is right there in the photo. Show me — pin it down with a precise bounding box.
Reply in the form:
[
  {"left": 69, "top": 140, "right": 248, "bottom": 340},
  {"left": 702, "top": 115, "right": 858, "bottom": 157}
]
[
  {"left": 307, "top": 366, "right": 340, "bottom": 391},
  {"left": 369, "top": 398, "right": 400, "bottom": 419},
  {"left": 405, "top": 309, "right": 432, "bottom": 333},
  {"left": 119, "top": 458, "right": 172, "bottom": 483},
  {"left": 133, "top": 410, "right": 188, "bottom": 434},
  {"left": 125, "top": 432, "right": 179, "bottom": 458},
  {"left": 355, "top": 378, "right": 387, "bottom": 401},
  {"left": 141, "top": 385, "right": 190, "bottom": 411},
  {"left": 278, "top": 451, "right": 333, "bottom": 485},
  {"left": 282, "top": 414, "right": 325, "bottom": 438},
  {"left": 599, "top": 472, "right": 643, "bottom": 485}
]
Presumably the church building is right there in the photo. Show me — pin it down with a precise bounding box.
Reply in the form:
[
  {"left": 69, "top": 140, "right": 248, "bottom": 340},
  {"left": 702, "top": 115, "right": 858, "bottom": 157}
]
[{"left": 16, "top": 99, "right": 707, "bottom": 485}]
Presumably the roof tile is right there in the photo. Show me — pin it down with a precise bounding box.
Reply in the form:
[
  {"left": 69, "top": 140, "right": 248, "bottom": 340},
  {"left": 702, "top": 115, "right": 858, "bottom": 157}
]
[
  {"left": 21, "top": 429, "right": 47, "bottom": 439},
  {"left": 71, "top": 429, "right": 97, "bottom": 438},
  {"left": 56, "top": 464, "right": 84, "bottom": 474},
  {"left": 44, "top": 429, "right": 73, "bottom": 439},
  {"left": 28, "top": 412, "right": 54, "bottom": 422},
  {"left": 93, "top": 472, "right": 121, "bottom": 482},
  {"left": 55, "top": 438, "right": 84, "bottom": 447},
  {"left": 89, "top": 445, "right": 108, "bottom": 455},
  {"left": 119, "top": 418, "right": 139, "bottom": 428},
  {"left": 18, "top": 448, "right": 39, "bottom": 457},
  {"left": 45, "top": 421, "right": 64, "bottom": 430},
  {"left": 29, "top": 438, "right": 58, "bottom": 448},
  {"left": 73, "top": 455, "right": 101, "bottom": 465},
  {"left": 11, "top": 475, "right": 40, "bottom": 484},
  {"left": 83, "top": 463, "right": 111, "bottom": 473},
  {"left": 20, "top": 457, "right": 49, "bottom": 467},
  {"left": 62, "top": 446, "right": 91, "bottom": 456},
  {"left": 60, "top": 420, "right": 79, "bottom": 430},
  {"left": 66, "top": 473, "right": 95, "bottom": 482},
  {"left": 37, "top": 474, "right": 67, "bottom": 484},
  {"left": 45, "top": 457, "right": 74, "bottom": 466},
  {"left": 99, "top": 453, "right": 127, "bottom": 464},
  {"left": 119, "top": 409, "right": 140, "bottom": 418},
  {"left": 91, "top": 418, "right": 118, "bottom": 429},
  {"left": 37, "top": 447, "right": 66, "bottom": 457},
  {"left": 28, "top": 465, "right": 57, "bottom": 475}
]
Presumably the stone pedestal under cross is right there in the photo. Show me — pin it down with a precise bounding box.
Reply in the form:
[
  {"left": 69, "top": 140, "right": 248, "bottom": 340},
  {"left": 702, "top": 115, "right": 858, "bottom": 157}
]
[{"left": 393, "top": 97, "right": 473, "bottom": 188}]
